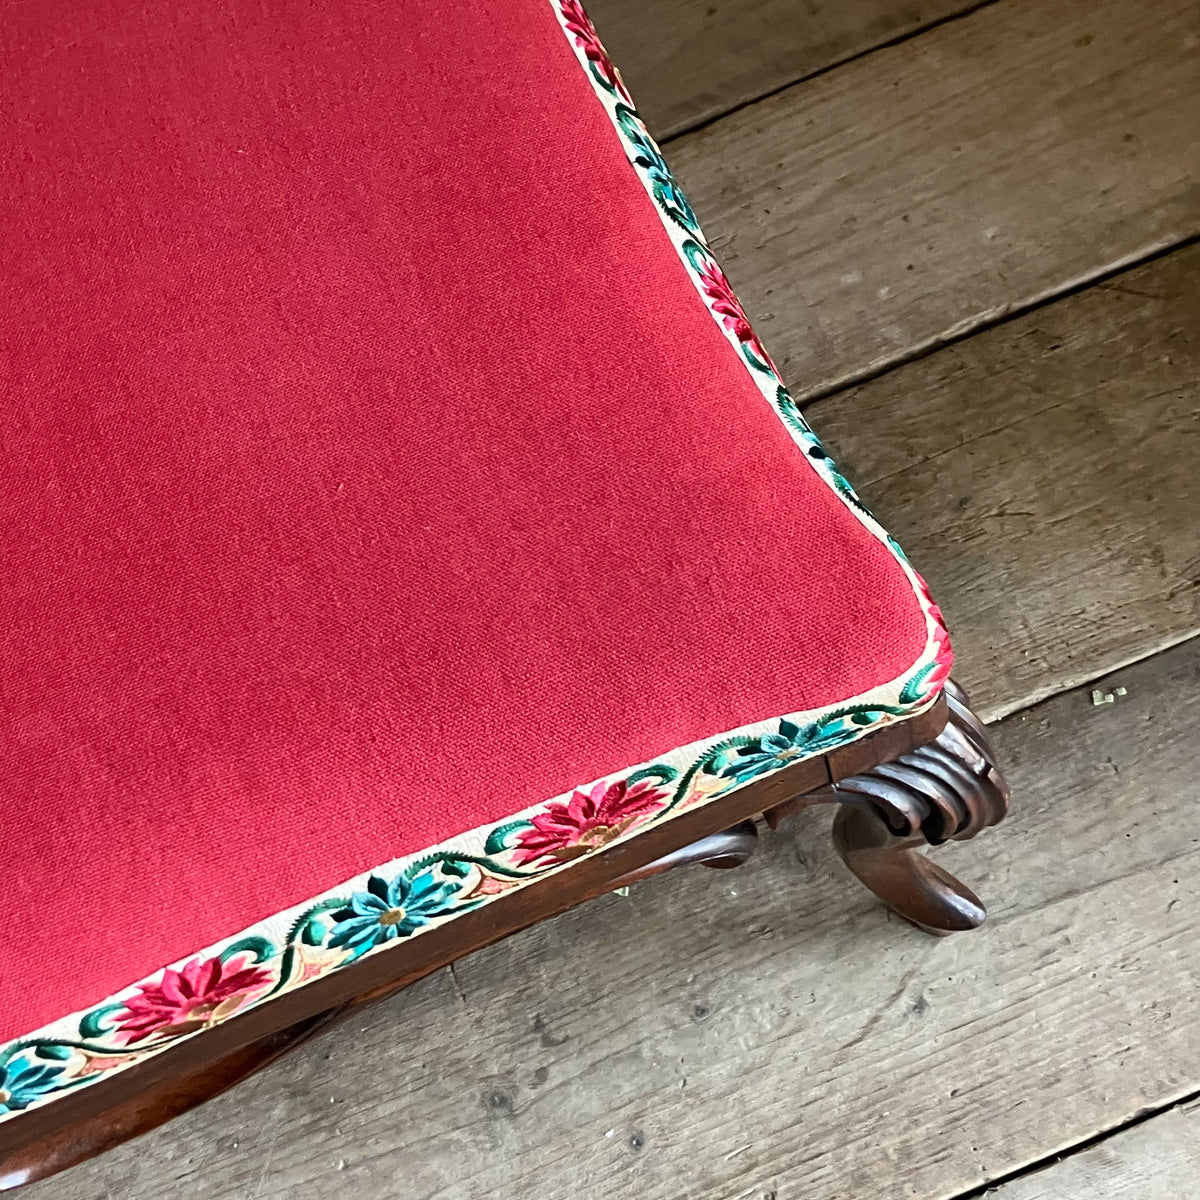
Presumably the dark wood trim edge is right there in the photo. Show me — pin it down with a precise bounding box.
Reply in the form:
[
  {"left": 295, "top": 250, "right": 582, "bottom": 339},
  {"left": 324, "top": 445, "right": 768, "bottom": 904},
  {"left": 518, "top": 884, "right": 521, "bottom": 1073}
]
[{"left": 0, "top": 695, "right": 955, "bottom": 1187}]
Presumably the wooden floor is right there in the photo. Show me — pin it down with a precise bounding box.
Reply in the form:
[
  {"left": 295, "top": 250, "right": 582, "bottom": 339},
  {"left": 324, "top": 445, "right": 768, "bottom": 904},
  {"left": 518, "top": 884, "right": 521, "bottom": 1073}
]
[{"left": 31, "top": 2, "right": 1200, "bottom": 1197}]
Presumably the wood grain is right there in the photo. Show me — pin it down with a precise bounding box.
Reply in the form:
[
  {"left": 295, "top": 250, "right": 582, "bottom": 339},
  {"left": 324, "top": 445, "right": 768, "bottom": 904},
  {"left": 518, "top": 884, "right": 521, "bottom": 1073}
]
[
  {"left": 666, "top": 0, "right": 1200, "bottom": 402},
  {"left": 987, "top": 1101, "right": 1200, "bottom": 1200},
  {"left": 29, "top": 637, "right": 1200, "bottom": 1200},
  {"left": 815, "top": 243, "right": 1200, "bottom": 721},
  {"left": 584, "top": 0, "right": 980, "bottom": 139}
]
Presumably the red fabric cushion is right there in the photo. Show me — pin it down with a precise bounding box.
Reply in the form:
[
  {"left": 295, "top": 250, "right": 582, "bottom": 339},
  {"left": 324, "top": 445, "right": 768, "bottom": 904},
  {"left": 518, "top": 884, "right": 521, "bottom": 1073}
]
[{"left": 0, "top": 0, "right": 927, "bottom": 1043}]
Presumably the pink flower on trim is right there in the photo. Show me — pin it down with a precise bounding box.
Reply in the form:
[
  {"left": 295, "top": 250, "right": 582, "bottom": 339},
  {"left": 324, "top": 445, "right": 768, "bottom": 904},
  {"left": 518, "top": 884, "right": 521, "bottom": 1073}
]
[
  {"left": 915, "top": 573, "right": 954, "bottom": 691},
  {"left": 694, "top": 258, "right": 777, "bottom": 373},
  {"left": 514, "top": 778, "right": 668, "bottom": 865},
  {"left": 560, "top": 0, "right": 632, "bottom": 102},
  {"left": 928, "top": 612, "right": 954, "bottom": 691},
  {"left": 116, "top": 955, "right": 273, "bottom": 1043}
]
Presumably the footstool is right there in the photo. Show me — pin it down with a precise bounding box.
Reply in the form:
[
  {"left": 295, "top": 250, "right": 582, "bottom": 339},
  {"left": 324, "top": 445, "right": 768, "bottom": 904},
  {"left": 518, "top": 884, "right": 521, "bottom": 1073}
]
[{"left": 0, "top": 0, "right": 1009, "bottom": 1186}]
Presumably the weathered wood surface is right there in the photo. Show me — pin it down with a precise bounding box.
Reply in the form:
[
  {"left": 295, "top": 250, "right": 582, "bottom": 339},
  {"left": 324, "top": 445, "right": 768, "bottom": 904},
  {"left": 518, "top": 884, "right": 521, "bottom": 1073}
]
[
  {"left": 585, "top": 0, "right": 979, "bottom": 139},
  {"left": 987, "top": 1100, "right": 1200, "bottom": 1200},
  {"left": 816, "top": 243, "right": 1200, "bottom": 721},
  {"left": 666, "top": 0, "right": 1200, "bottom": 402},
  {"left": 32, "top": 638, "right": 1200, "bottom": 1200}
]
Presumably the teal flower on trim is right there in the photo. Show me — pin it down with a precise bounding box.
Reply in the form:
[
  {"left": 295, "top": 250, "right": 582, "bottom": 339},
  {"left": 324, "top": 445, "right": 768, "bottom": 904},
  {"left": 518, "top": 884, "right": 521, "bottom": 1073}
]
[
  {"left": 328, "top": 870, "right": 461, "bottom": 958},
  {"left": 718, "top": 718, "right": 850, "bottom": 784},
  {"left": 0, "top": 1055, "right": 66, "bottom": 1113}
]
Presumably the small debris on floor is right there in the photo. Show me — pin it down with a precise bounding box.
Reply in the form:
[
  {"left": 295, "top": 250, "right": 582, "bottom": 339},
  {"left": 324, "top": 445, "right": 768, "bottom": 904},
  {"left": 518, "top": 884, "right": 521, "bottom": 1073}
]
[{"left": 1091, "top": 685, "right": 1128, "bottom": 706}]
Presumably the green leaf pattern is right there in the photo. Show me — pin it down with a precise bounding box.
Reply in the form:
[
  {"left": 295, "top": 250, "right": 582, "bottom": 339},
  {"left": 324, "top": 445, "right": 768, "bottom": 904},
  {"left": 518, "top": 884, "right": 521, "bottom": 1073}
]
[{"left": 0, "top": 0, "right": 951, "bottom": 1123}]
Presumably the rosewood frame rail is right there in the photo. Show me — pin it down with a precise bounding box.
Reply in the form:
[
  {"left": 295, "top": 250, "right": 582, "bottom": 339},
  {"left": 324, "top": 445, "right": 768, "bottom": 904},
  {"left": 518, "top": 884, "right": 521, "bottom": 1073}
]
[{"left": 0, "top": 680, "right": 1007, "bottom": 1190}]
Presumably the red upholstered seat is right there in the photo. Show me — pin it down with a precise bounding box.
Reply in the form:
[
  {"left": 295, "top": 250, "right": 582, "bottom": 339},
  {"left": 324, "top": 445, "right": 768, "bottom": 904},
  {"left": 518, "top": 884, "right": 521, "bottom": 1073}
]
[{"left": 0, "top": 0, "right": 947, "bottom": 1110}]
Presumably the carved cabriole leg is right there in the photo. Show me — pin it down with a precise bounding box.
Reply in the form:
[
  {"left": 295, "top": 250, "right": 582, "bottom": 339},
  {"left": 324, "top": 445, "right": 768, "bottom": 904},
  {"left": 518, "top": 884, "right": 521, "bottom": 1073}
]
[
  {"left": 823, "top": 680, "right": 1009, "bottom": 933},
  {"left": 605, "top": 684, "right": 1004, "bottom": 934}
]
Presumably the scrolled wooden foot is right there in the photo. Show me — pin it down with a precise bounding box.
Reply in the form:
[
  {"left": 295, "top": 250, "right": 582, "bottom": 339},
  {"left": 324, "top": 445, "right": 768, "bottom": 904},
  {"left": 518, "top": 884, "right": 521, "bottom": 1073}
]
[{"left": 828, "top": 681, "right": 1009, "bottom": 934}]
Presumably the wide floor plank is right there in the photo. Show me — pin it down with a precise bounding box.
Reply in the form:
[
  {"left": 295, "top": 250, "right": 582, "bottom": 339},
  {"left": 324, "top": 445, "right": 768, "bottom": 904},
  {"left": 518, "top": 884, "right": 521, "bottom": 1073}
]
[
  {"left": 666, "top": 0, "right": 1200, "bottom": 401},
  {"left": 32, "top": 640, "right": 1200, "bottom": 1200},
  {"left": 987, "top": 1101, "right": 1200, "bottom": 1199},
  {"left": 585, "top": 0, "right": 978, "bottom": 139},
  {"left": 813, "top": 243, "right": 1200, "bottom": 720}
]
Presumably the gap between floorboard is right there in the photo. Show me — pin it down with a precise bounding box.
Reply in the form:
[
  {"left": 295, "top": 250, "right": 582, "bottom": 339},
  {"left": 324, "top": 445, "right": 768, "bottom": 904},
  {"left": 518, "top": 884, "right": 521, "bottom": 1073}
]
[
  {"left": 937, "top": 630, "right": 1200, "bottom": 1194},
  {"left": 950, "top": 1089, "right": 1200, "bottom": 1200},
  {"left": 797, "top": 230, "right": 1200, "bottom": 418},
  {"left": 655, "top": 0, "right": 1005, "bottom": 145},
  {"left": 980, "top": 627, "right": 1200, "bottom": 725}
]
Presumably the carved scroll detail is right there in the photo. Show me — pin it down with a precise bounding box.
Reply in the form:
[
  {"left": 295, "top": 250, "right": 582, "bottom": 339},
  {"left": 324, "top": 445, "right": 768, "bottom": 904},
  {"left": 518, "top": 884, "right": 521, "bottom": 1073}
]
[{"left": 826, "top": 681, "right": 1009, "bottom": 932}]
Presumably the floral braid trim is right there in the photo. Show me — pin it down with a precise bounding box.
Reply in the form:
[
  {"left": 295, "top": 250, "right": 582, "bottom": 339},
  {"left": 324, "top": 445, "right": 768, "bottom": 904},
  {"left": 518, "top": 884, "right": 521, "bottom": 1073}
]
[
  {"left": 0, "top": 666, "right": 945, "bottom": 1122},
  {"left": 0, "top": 1, "right": 953, "bottom": 1123},
  {"left": 546, "top": 1, "right": 947, "bottom": 679}
]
